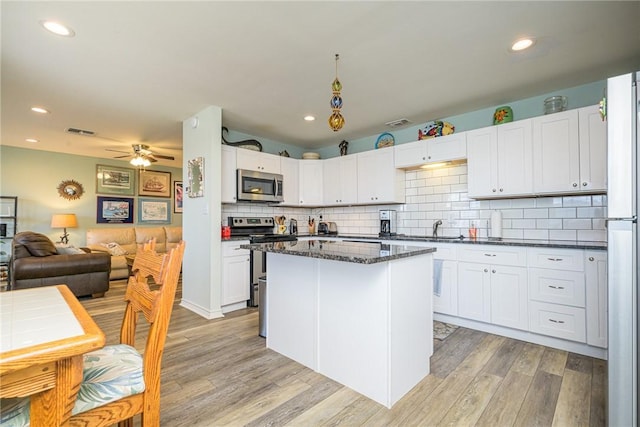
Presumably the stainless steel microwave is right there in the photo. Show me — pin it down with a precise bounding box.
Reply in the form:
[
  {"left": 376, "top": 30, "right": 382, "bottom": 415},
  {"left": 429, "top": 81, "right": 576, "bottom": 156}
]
[{"left": 237, "top": 169, "right": 284, "bottom": 203}]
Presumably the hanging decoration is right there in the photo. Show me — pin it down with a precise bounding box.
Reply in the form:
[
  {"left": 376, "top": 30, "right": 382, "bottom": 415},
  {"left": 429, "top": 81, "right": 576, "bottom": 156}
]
[{"left": 328, "top": 53, "right": 344, "bottom": 132}]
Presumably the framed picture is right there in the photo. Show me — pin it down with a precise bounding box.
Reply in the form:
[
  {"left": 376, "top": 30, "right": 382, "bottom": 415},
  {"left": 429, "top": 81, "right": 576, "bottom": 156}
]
[
  {"left": 96, "top": 164, "right": 135, "bottom": 195},
  {"left": 174, "top": 181, "right": 183, "bottom": 213},
  {"left": 97, "top": 196, "right": 134, "bottom": 224},
  {"left": 138, "top": 169, "right": 171, "bottom": 197},
  {"left": 138, "top": 198, "right": 171, "bottom": 224},
  {"left": 187, "top": 157, "right": 204, "bottom": 198}
]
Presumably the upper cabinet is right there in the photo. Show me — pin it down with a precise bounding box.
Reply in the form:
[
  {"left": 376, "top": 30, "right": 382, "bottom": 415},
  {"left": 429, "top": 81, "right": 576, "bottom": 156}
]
[
  {"left": 357, "top": 147, "right": 405, "bottom": 204},
  {"left": 236, "top": 149, "right": 281, "bottom": 174},
  {"left": 532, "top": 105, "right": 606, "bottom": 195},
  {"left": 395, "top": 133, "right": 467, "bottom": 168},
  {"left": 323, "top": 154, "right": 358, "bottom": 205},
  {"left": 279, "top": 156, "right": 299, "bottom": 206},
  {"left": 298, "top": 160, "right": 324, "bottom": 206},
  {"left": 221, "top": 145, "right": 237, "bottom": 203},
  {"left": 467, "top": 120, "right": 533, "bottom": 198}
]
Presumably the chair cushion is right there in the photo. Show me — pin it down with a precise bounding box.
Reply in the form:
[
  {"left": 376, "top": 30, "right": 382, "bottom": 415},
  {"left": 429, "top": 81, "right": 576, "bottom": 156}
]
[
  {"left": 14, "top": 232, "right": 57, "bottom": 257},
  {"left": 99, "top": 242, "right": 128, "bottom": 256},
  {"left": 72, "top": 344, "right": 145, "bottom": 415},
  {"left": 0, "top": 397, "right": 29, "bottom": 427}
]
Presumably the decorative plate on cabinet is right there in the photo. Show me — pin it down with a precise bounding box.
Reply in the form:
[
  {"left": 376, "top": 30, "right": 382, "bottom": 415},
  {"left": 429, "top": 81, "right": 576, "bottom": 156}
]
[{"left": 375, "top": 132, "right": 395, "bottom": 149}]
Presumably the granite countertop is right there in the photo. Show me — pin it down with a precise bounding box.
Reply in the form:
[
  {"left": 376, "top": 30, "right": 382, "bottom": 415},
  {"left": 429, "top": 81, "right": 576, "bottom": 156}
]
[
  {"left": 240, "top": 240, "right": 436, "bottom": 264},
  {"left": 296, "top": 233, "right": 607, "bottom": 250}
]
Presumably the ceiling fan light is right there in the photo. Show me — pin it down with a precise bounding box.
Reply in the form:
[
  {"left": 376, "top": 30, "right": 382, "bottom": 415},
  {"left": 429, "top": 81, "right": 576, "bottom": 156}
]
[
  {"left": 130, "top": 156, "right": 150, "bottom": 167},
  {"left": 41, "top": 20, "right": 75, "bottom": 37},
  {"left": 511, "top": 37, "right": 535, "bottom": 52}
]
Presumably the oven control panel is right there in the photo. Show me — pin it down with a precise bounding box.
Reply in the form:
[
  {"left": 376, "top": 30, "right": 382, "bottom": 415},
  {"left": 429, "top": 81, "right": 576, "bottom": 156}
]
[{"left": 228, "top": 216, "right": 274, "bottom": 228}]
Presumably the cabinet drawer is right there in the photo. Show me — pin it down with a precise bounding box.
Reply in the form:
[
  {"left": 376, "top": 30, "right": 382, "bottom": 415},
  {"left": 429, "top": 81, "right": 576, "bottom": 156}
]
[
  {"left": 529, "top": 268, "right": 585, "bottom": 307},
  {"left": 458, "top": 245, "right": 526, "bottom": 266},
  {"left": 529, "top": 301, "right": 586, "bottom": 342},
  {"left": 223, "top": 241, "right": 249, "bottom": 257},
  {"left": 527, "top": 248, "right": 584, "bottom": 271}
]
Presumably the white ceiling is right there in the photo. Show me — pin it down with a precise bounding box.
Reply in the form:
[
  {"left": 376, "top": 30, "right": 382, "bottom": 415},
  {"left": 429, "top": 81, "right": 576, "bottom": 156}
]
[{"left": 2, "top": 1, "right": 640, "bottom": 168}]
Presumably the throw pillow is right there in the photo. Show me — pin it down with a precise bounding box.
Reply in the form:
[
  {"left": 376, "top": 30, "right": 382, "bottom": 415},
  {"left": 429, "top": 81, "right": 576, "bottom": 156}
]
[
  {"left": 100, "top": 242, "right": 127, "bottom": 256},
  {"left": 55, "top": 244, "right": 86, "bottom": 255},
  {"left": 14, "top": 231, "right": 58, "bottom": 257}
]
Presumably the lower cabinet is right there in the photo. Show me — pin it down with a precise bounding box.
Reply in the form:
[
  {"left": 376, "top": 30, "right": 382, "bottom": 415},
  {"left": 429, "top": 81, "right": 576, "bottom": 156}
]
[
  {"left": 585, "top": 251, "right": 607, "bottom": 348},
  {"left": 432, "top": 244, "right": 458, "bottom": 316},
  {"left": 222, "top": 241, "right": 250, "bottom": 309}
]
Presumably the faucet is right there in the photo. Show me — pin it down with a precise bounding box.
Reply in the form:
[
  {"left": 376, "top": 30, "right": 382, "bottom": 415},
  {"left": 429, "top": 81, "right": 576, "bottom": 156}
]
[{"left": 433, "top": 219, "right": 443, "bottom": 237}]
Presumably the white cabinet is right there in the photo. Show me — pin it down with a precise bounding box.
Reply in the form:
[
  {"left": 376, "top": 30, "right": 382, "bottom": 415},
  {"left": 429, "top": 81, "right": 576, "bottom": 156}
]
[
  {"left": 530, "top": 104, "right": 606, "bottom": 195},
  {"left": 457, "top": 245, "right": 528, "bottom": 330},
  {"left": 236, "top": 149, "right": 281, "bottom": 174},
  {"left": 467, "top": 120, "right": 533, "bottom": 198},
  {"left": 585, "top": 251, "right": 607, "bottom": 348},
  {"left": 578, "top": 105, "right": 607, "bottom": 193},
  {"left": 394, "top": 133, "right": 466, "bottom": 169},
  {"left": 357, "top": 147, "right": 405, "bottom": 204},
  {"left": 323, "top": 154, "right": 358, "bottom": 205},
  {"left": 222, "top": 241, "right": 250, "bottom": 310},
  {"left": 298, "top": 160, "right": 323, "bottom": 206},
  {"left": 221, "top": 145, "right": 237, "bottom": 203},
  {"left": 280, "top": 157, "right": 299, "bottom": 206},
  {"left": 431, "top": 244, "right": 458, "bottom": 316}
]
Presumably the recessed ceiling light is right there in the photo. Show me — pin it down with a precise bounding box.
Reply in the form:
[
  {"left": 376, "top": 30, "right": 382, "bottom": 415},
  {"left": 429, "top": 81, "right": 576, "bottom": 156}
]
[
  {"left": 40, "top": 20, "right": 75, "bottom": 37},
  {"left": 31, "top": 106, "right": 50, "bottom": 114},
  {"left": 304, "top": 115, "right": 316, "bottom": 121},
  {"left": 25, "top": 138, "right": 39, "bottom": 143},
  {"left": 511, "top": 38, "right": 535, "bottom": 52}
]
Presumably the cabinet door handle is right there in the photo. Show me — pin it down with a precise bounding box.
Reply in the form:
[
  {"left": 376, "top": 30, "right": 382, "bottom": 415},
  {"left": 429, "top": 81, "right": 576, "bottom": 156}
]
[
  {"left": 547, "top": 257, "right": 563, "bottom": 261},
  {"left": 549, "top": 319, "right": 565, "bottom": 324},
  {"left": 499, "top": 188, "right": 504, "bottom": 192},
  {"left": 589, "top": 256, "right": 595, "bottom": 261},
  {"left": 484, "top": 253, "right": 496, "bottom": 257},
  {"left": 492, "top": 189, "right": 497, "bottom": 193},
  {"left": 582, "top": 182, "right": 588, "bottom": 187},
  {"left": 548, "top": 285, "right": 565, "bottom": 290},
  {"left": 483, "top": 268, "right": 488, "bottom": 273},
  {"left": 492, "top": 269, "right": 496, "bottom": 273}
]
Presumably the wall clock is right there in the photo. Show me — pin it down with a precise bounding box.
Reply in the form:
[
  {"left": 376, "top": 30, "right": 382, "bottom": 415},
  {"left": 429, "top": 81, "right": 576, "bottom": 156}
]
[{"left": 57, "top": 179, "right": 84, "bottom": 200}]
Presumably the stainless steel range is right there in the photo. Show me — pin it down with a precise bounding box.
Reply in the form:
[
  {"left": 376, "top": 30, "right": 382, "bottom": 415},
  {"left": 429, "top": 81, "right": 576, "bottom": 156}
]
[{"left": 228, "top": 216, "right": 297, "bottom": 308}]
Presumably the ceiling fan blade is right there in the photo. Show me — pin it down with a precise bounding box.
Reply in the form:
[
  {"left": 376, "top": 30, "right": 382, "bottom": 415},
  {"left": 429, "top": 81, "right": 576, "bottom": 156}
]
[
  {"left": 152, "top": 154, "right": 175, "bottom": 160},
  {"left": 106, "top": 148, "right": 131, "bottom": 154},
  {"left": 113, "top": 155, "right": 131, "bottom": 159}
]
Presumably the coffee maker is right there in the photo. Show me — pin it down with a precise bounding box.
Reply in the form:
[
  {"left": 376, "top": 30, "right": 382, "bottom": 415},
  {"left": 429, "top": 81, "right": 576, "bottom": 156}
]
[{"left": 379, "top": 210, "right": 397, "bottom": 237}]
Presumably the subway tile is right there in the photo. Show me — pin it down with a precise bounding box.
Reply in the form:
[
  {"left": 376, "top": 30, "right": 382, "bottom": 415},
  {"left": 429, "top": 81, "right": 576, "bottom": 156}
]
[
  {"left": 418, "top": 203, "right": 435, "bottom": 211},
  {"left": 523, "top": 208, "right": 549, "bottom": 219},
  {"left": 490, "top": 199, "right": 512, "bottom": 209},
  {"left": 448, "top": 165, "right": 467, "bottom": 175},
  {"left": 434, "top": 185, "right": 452, "bottom": 194},
  {"left": 434, "top": 202, "right": 452, "bottom": 210},
  {"left": 578, "top": 230, "right": 607, "bottom": 242},
  {"left": 563, "top": 218, "right": 593, "bottom": 229},
  {"left": 405, "top": 187, "right": 418, "bottom": 196},
  {"left": 410, "top": 211, "right": 427, "bottom": 220},
  {"left": 592, "top": 219, "right": 607, "bottom": 230},
  {"left": 425, "top": 177, "right": 442, "bottom": 186},
  {"left": 524, "top": 229, "right": 549, "bottom": 240},
  {"left": 451, "top": 202, "right": 470, "bottom": 210},
  {"left": 442, "top": 193, "right": 460, "bottom": 202},
  {"left": 432, "top": 168, "right": 449, "bottom": 178},
  {"left": 536, "top": 219, "right": 563, "bottom": 229},
  {"left": 418, "top": 186, "right": 435, "bottom": 196},
  {"left": 460, "top": 210, "right": 480, "bottom": 219},
  {"left": 450, "top": 184, "right": 468, "bottom": 193},
  {"left": 503, "top": 229, "right": 524, "bottom": 239},
  {"left": 459, "top": 175, "right": 468, "bottom": 184},
  {"left": 501, "top": 209, "right": 524, "bottom": 219},
  {"left": 535, "top": 197, "right": 563, "bottom": 208},
  {"left": 426, "top": 211, "right": 444, "bottom": 220},
  {"left": 511, "top": 219, "right": 537, "bottom": 229},
  {"left": 405, "top": 171, "right": 417, "bottom": 180},
  {"left": 549, "top": 229, "right": 578, "bottom": 241},
  {"left": 426, "top": 194, "right": 443, "bottom": 203},
  {"left": 446, "top": 211, "right": 461, "bottom": 220},
  {"left": 562, "top": 195, "right": 592, "bottom": 207},
  {"left": 549, "top": 207, "right": 576, "bottom": 218},
  {"left": 577, "top": 207, "right": 606, "bottom": 218},
  {"left": 511, "top": 199, "right": 536, "bottom": 208},
  {"left": 442, "top": 175, "right": 460, "bottom": 185}
]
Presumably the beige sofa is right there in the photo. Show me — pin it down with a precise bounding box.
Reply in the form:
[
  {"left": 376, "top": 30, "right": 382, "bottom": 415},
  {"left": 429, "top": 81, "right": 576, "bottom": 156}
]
[{"left": 86, "top": 226, "right": 182, "bottom": 280}]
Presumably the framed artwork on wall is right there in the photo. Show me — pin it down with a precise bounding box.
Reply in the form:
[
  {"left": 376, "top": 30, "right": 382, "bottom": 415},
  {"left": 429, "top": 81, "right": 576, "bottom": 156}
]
[
  {"left": 96, "top": 164, "right": 135, "bottom": 195},
  {"left": 138, "top": 170, "right": 171, "bottom": 197},
  {"left": 187, "top": 157, "right": 204, "bottom": 198},
  {"left": 138, "top": 198, "right": 171, "bottom": 224},
  {"left": 97, "top": 196, "right": 134, "bottom": 224},
  {"left": 174, "top": 181, "right": 183, "bottom": 213}
]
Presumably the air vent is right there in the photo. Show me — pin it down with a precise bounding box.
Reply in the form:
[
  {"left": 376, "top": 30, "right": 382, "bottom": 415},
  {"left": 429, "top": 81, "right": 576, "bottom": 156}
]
[
  {"left": 384, "top": 118, "right": 412, "bottom": 128},
  {"left": 65, "top": 127, "right": 95, "bottom": 136}
]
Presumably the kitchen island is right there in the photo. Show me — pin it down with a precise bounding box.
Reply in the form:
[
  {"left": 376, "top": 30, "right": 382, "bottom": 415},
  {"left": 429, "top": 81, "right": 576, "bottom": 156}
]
[{"left": 242, "top": 239, "right": 436, "bottom": 408}]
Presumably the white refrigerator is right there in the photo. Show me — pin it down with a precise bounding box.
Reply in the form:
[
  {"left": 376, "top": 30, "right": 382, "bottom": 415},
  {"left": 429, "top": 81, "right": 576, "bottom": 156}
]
[{"left": 607, "top": 71, "right": 639, "bottom": 427}]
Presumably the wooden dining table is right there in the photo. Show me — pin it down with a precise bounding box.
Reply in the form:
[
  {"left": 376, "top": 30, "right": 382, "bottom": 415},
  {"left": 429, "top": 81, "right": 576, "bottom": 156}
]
[{"left": 0, "top": 285, "right": 105, "bottom": 426}]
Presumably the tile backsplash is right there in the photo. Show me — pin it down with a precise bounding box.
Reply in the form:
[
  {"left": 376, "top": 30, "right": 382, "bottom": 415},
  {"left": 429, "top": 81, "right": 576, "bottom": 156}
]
[{"left": 223, "top": 163, "right": 607, "bottom": 242}]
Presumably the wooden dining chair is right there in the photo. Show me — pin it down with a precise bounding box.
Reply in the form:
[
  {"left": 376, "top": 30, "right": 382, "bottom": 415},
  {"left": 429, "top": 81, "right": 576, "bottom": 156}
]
[{"left": 68, "top": 240, "right": 185, "bottom": 427}]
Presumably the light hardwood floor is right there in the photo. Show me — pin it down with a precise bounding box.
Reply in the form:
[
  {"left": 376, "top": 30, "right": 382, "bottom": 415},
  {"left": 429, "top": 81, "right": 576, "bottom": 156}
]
[{"left": 80, "top": 280, "right": 607, "bottom": 426}]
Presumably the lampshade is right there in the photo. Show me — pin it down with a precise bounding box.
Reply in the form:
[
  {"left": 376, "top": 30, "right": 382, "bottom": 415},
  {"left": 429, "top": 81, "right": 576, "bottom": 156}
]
[
  {"left": 130, "top": 155, "right": 151, "bottom": 167},
  {"left": 51, "top": 213, "right": 78, "bottom": 228}
]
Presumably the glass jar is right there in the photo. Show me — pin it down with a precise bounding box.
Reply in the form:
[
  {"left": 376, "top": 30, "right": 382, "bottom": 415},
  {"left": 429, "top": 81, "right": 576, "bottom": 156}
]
[{"left": 544, "top": 96, "right": 567, "bottom": 114}]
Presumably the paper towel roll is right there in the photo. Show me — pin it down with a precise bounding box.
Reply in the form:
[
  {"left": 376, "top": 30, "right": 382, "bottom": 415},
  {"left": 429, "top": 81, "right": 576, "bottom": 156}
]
[{"left": 490, "top": 210, "right": 503, "bottom": 238}]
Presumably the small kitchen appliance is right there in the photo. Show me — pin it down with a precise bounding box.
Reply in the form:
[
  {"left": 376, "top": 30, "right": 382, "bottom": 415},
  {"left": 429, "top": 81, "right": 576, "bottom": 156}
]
[
  {"left": 317, "top": 221, "right": 338, "bottom": 235},
  {"left": 379, "top": 210, "right": 397, "bottom": 237},
  {"left": 289, "top": 218, "right": 297, "bottom": 235}
]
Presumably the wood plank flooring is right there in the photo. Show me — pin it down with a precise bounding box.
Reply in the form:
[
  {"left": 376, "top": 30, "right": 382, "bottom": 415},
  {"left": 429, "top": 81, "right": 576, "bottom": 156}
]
[{"left": 80, "top": 280, "right": 607, "bottom": 426}]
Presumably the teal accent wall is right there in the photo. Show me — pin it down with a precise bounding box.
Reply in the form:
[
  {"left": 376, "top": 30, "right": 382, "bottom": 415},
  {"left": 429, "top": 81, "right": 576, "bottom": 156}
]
[{"left": 0, "top": 146, "right": 182, "bottom": 247}]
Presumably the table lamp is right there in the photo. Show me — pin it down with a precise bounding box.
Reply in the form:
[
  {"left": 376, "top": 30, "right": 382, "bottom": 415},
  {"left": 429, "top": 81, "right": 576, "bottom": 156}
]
[{"left": 51, "top": 213, "right": 78, "bottom": 244}]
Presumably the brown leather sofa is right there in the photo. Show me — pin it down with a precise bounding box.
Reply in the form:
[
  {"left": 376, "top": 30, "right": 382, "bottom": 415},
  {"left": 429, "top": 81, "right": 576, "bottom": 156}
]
[{"left": 10, "top": 231, "right": 111, "bottom": 297}]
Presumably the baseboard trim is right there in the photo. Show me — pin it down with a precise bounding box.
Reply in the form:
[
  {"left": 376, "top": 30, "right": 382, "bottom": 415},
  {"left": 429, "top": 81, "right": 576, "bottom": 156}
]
[{"left": 180, "top": 299, "right": 224, "bottom": 319}]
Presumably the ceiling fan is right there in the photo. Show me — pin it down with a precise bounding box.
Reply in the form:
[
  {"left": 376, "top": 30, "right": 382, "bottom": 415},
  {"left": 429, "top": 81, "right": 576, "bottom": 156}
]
[{"left": 107, "top": 144, "right": 175, "bottom": 166}]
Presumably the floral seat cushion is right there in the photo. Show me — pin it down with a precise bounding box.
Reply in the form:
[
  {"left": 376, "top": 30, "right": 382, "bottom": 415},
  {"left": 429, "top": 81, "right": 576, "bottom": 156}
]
[{"left": 0, "top": 344, "right": 145, "bottom": 427}]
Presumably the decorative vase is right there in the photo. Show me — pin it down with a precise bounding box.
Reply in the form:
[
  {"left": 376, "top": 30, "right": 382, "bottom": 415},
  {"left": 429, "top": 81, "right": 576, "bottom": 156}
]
[{"left": 493, "top": 106, "right": 513, "bottom": 125}]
